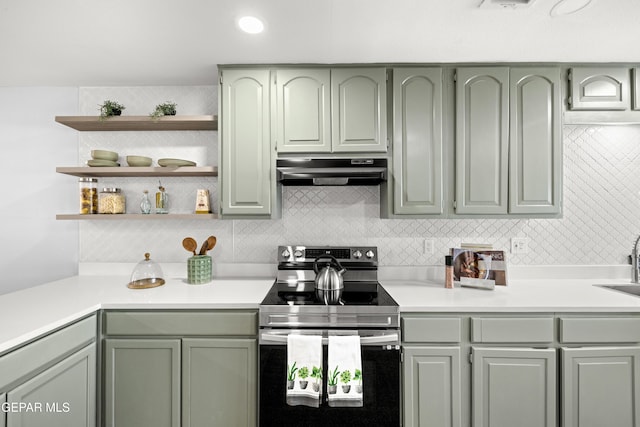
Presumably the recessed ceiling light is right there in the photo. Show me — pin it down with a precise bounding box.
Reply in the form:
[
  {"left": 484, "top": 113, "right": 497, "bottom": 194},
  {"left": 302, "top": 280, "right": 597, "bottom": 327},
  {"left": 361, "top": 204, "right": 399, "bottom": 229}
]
[
  {"left": 550, "top": 0, "right": 593, "bottom": 16},
  {"left": 238, "top": 16, "right": 265, "bottom": 34}
]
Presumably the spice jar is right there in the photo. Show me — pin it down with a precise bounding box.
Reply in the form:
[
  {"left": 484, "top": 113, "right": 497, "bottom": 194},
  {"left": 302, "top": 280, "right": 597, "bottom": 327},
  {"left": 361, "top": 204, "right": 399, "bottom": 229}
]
[
  {"left": 98, "top": 188, "right": 126, "bottom": 214},
  {"left": 79, "top": 178, "right": 98, "bottom": 214}
]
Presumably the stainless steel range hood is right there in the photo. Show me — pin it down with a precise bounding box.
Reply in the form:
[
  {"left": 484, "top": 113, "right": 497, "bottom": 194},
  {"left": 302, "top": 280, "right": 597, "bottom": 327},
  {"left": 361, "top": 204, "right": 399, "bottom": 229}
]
[{"left": 276, "top": 158, "right": 387, "bottom": 186}]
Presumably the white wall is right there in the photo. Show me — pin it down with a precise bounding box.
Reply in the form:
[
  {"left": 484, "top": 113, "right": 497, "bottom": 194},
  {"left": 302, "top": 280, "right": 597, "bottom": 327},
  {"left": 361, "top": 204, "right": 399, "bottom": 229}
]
[{"left": 0, "top": 87, "right": 79, "bottom": 294}]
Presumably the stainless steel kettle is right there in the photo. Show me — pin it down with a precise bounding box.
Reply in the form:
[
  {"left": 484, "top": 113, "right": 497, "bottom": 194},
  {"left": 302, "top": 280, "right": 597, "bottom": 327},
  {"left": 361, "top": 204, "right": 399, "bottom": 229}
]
[
  {"left": 313, "top": 255, "right": 346, "bottom": 305},
  {"left": 313, "top": 255, "right": 346, "bottom": 291}
]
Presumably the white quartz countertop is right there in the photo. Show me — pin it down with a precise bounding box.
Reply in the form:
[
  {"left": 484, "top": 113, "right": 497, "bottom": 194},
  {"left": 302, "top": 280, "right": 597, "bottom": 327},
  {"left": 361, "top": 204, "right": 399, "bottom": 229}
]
[{"left": 2, "top": 270, "right": 640, "bottom": 355}]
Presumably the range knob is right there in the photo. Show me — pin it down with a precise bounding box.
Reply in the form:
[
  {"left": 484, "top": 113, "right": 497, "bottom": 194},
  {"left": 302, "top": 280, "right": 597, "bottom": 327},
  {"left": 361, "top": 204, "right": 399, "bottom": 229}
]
[
  {"left": 294, "top": 250, "right": 303, "bottom": 258},
  {"left": 365, "top": 250, "right": 375, "bottom": 259},
  {"left": 281, "top": 249, "right": 291, "bottom": 258},
  {"left": 353, "top": 250, "right": 363, "bottom": 259}
]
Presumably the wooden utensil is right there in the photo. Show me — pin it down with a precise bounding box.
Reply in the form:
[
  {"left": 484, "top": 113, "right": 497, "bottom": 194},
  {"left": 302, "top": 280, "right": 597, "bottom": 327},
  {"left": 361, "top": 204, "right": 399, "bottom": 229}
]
[
  {"left": 206, "top": 235, "right": 217, "bottom": 253},
  {"left": 198, "top": 239, "right": 209, "bottom": 256},
  {"left": 182, "top": 237, "right": 197, "bottom": 256}
]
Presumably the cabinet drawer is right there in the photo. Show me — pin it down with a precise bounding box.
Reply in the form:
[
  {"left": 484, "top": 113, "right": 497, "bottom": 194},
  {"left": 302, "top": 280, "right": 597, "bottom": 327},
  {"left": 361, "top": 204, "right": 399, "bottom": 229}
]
[
  {"left": 402, "top": 317, "right": 462, "bottom": 343},
  {"left": 103, "top": 310, "right": 258, "bottom": 336},
  {"left": 471, "top": 317, "right": 554, "bottom": 343},
  {"left": 0, "top": 314, "right": 96, "bottom": 390},
  {"left": 559, "top": 317, "right": 640, "bottom": 343}
]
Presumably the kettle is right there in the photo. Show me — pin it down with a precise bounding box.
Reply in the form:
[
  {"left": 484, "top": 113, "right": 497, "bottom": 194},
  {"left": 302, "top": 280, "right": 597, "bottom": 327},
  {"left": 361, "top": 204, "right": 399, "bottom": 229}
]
[
  {"left": 313, "top": 255, "right": 346, "bottom": 305},
  {"left": 314, "top": 255, "right": 346, "bottom": 290}
]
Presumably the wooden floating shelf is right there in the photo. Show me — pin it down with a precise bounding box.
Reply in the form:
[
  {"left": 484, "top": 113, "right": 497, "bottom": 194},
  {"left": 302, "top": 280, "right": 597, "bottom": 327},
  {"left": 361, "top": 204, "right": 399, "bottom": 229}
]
[
  {"left": 55, "top": 115, "right": 218, "bottom": 131},
  {"left": 56, "top": 214, "right": 218, "bottom": 220},
  {"left": 56, "top": 166, "right": 218, "bottom": 178}
]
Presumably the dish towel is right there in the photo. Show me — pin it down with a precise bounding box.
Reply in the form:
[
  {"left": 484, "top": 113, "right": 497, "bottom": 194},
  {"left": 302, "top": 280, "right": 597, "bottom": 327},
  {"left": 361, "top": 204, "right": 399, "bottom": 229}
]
[
  {"left": 327, "top": 335, "right": 363, "bottom": 407},
  {"left": 286, "top": 335, "right": 322, "bottom": 407}
]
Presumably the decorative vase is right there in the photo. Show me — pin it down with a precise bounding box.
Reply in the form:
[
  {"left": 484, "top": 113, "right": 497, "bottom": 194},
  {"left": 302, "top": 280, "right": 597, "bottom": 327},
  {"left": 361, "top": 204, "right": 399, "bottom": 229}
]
[
  {"left": 299, "top": 380, "right": 308, "bottom": 389},
  {"left": 342, "top": 385, "right": 351, "bottom": 393},
  {"left": 328, "top": 385, "right": 337, "bottom": 394}
]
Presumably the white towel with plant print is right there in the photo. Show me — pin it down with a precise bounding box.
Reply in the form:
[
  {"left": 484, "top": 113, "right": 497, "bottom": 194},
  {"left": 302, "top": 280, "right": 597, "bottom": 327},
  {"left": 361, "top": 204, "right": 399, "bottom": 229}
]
[
  {"left": 327, "top": 335, "right": 363, "bottom": 407},
  {"left": 286, "top": 335, "right": 322, "bottom": 407}
]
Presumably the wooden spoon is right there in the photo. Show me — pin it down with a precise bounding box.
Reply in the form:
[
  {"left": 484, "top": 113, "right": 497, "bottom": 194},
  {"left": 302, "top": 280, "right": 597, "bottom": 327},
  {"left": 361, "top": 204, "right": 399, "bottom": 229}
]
[
  {"left": 182, "top": 237, "right": 197, "bottom": 256},
  {"left": 205, "top": 235, "right": 217, "bottom": 254}
]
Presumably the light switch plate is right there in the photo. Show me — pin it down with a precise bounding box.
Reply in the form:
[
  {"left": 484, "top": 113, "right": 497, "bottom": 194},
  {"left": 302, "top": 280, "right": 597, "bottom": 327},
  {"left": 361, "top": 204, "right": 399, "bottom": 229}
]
[{"left": 424, "top": 239, "right": 435, "bottom": 254}]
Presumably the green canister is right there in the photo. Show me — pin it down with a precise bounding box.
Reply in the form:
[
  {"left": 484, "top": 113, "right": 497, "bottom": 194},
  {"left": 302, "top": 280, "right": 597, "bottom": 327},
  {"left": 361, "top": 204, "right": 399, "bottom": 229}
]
[{"left": 187, "top": 255, "right": 212, "bottom": 284}]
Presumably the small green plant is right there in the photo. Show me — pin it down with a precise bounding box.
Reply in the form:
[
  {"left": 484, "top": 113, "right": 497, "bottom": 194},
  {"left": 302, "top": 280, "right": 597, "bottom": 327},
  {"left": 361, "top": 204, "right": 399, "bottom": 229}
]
[
  {"left": 298, "top": 366, "right": 309, "bottom": 380},
  {"left": 150, "top": 101, "right": 177, "bottom": 119},
  {"left": 311, "top": 366, "right": 322, "bottom": 382},
  {"left": 99, "top": 100, "right": 125, "bottom": 119},
  {"left": 340, "top": 370, "right": 352, "bottom": 384},
  {"left": 287, "top": 362, "right": 298, "bottom": 381},
  {"left": 354, "top": 369, "right": 362, "bottom": 384},
  {"left": 328, "top": 366, "right": 340, "bottom": 386}
]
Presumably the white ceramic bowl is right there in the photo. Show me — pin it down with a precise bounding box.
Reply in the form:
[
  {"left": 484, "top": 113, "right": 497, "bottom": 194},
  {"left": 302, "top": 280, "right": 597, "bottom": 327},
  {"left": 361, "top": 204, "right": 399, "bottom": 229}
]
[{"left": 126, "top": 155, "right": 153, "bottom": 167}]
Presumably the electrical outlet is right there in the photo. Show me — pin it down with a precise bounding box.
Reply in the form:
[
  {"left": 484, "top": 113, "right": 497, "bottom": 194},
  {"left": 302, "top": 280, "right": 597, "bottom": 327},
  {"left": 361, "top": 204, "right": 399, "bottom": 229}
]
[
  {"left": 423, "top": 239, "right": 435, "bottom": 254},
  {"left": 511, "top": 238, "right": 529, "bottom": 254}
]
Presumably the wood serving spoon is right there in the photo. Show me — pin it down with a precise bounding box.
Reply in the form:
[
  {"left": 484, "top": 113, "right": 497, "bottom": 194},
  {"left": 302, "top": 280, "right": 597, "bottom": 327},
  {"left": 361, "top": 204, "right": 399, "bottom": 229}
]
[
  {"left": 182, "top": 237, "right": 197, "bottom": 256},
  {"left": 199, "top": 236, "right": 217, "bottom": 255}
]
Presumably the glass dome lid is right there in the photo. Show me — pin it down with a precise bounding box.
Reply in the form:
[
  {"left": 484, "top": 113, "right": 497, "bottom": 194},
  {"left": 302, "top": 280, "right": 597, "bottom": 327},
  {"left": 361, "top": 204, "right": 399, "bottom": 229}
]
[{"left": 127, "top": 252, "right": 165, "bottom": 289}]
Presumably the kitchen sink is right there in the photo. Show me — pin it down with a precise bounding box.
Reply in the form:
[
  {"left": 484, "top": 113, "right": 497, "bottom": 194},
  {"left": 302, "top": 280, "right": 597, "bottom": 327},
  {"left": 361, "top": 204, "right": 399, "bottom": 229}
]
[{"left": 595, "top": 284, "right": 640, "bottom": 298}]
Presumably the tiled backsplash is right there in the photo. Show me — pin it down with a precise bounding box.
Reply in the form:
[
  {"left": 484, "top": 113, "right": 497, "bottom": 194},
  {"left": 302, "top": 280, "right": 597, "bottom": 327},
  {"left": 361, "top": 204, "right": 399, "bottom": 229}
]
[{"left": 79, "top": 87, "right": 640, "bottom": 266}]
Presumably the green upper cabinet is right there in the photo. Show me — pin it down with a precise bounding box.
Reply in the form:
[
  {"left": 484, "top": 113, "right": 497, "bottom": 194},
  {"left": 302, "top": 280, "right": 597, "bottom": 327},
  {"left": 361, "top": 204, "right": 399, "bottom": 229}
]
[
  {"left": 276, "top": 67, "right": 387, "bottom": 154},
  {"left": 219, "top": 69, "right": 273, "bottom": 217},
  {"left": 391, "top": 68, "right": 443, "bottom": 216},
  {"left": 455, "top": 67, "right": 509, "bottom": 215},
  {"left": 509, "top": 68, "right": 562, "bottom": 215},
  {"left": 634, "top": 68, "right": 640, "bottom": 111},
  {"left": 569, "top": 67, "right": 630, "bottom": 111},
  {"left": 455, "top": 67, "right": 561, "bottom": 216},
  {"left": 331, "top": 68, "right": 387, "bottom": 152},
  {"left": 275, "top": 69, "right": 331, "bottom": 153}
]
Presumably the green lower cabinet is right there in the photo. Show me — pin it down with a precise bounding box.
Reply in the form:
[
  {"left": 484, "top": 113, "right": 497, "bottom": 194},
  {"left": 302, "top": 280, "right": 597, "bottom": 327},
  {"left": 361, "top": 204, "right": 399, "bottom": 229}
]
[
  {"left": 104, "top": 339, "right": 181, "bottom": 427},
  {"left": 472, "top": 347, "right": 556, "bottom": 427},
  {"left": 403, "top": 346, "right": 462, "bottom": 427},
  {"left": 6, "top": 343, "right": 96, "bottom": 427},
  {"left": 182, "top": 338, "right": 257, "bottom": 427},
  {"left": 0, "top": 393, "right": 6, "bottom": 427},
  {"left": 562, "top": 346, "right": 640, "bottom": 427}
]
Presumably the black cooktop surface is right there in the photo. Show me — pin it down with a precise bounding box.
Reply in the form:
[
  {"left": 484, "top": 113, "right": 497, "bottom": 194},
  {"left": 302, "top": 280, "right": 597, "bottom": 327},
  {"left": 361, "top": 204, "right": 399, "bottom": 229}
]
[{"left": 260, "top": 281, "right": 398, "bottom": 307}]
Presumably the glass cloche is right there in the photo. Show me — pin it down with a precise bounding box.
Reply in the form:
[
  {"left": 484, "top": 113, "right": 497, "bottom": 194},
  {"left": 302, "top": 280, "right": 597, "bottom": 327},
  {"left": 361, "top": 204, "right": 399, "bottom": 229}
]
[{"left": 127, "top": 252, "right": 165, "bottom": 289}]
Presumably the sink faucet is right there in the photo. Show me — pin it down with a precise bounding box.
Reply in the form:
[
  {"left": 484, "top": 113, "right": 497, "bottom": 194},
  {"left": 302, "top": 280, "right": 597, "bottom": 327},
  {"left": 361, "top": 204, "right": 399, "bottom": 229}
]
[{"left": 633, "top": 235, "right": 640, "bottom": 283}]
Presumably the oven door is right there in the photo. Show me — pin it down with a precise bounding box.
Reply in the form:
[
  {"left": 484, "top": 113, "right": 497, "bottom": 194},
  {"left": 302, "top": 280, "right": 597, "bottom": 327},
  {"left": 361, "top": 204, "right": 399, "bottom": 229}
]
[{"left": 259, "top": 329, "right": 400, "bottom": 427}]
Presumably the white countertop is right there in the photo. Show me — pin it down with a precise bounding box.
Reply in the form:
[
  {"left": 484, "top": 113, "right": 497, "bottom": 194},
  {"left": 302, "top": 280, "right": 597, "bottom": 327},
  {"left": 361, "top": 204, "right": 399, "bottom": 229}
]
[{"left": 2, "top": 268, "right": 640, "bottom": 355}]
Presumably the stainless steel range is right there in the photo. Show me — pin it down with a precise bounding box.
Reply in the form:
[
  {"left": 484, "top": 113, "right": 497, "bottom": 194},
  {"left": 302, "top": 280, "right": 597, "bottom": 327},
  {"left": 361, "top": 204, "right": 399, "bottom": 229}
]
[{"left": 258, "top": 246, "right": 400, "bottom": 427}]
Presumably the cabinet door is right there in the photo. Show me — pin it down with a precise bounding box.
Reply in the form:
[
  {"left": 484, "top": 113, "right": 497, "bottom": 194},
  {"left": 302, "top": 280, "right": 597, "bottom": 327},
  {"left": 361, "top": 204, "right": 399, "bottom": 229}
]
[
  {"left": 331, "top": 68, "right": 387, "bottom": 152},
  {"left": 633, "top": 68, "right": 640, "bottom": 111},
  {"left": 220, "top": 69, "right": 272, "bottom": 216},
  {"left": 455, "top": 68, "right": 509, "bottom": 214},
  {"left": 509, "top": 68, "right": 562, "bottom": 214},
  {"left": 276, "top": 69, "right": 331, "bottom": 153},
  {"left": 570, "top": 67, "right": 630, "bottom": 111},
  {"left": 104, "top": 339, "right": 180, "bottom": 427},
  {"left": 182, "top": 338, "right": 257, "bottom": 427},
  {"left": 472, "top": 347, "right": 556, "bottom": 427},
  {"left": 7, "top": 344, "right": 96, "bottom": 427},
  {"left": 392, "top": 68, "right": 443, "bottom": 215},
  {"left": 0, "top": 393, "right": 5, "bottom": 427},
  {"left": 403, "top": 346, "right": 462, "bottom": 427},
  {"left": 562, "top": 346, "right": 640, "bottom": 427}
]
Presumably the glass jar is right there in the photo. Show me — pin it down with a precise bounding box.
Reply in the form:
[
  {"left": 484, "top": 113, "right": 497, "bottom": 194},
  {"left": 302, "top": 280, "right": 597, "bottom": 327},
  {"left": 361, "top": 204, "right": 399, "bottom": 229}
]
[
  {"left": 140, "top": 190, "right": 152, "bottom": 214},
  {"left": 98, "top": 188, "right": 126, "bottom": 214},
  {"left": 79, "top": 178, "right": 98, "bottom": 214}
]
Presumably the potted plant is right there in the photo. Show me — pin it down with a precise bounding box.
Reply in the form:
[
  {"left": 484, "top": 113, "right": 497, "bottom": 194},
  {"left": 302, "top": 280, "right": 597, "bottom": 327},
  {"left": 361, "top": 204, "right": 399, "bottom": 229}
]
[
  {"left": 150, "top": 101, "right": 177, "bottom": 119},
  {"left": 99, "top": 100, "right": 125, "bottom": 120},
  {"left": 327, "top": 366, "right": 340, "bottom": 394},
  {"left": 298, "top": 366, "right": 309, "bottom": 389},
  {"left": 354, "top": 369, "right": 362, "bottom": 393},
  {"left": 340, "top": 370, "right": 352, "bottom": 393},
  {"left": 287, "top": 362, "right": 298, "bottom": 390},
  {"left": 311, "top": 366, "right": 322, "bottom": 392}
]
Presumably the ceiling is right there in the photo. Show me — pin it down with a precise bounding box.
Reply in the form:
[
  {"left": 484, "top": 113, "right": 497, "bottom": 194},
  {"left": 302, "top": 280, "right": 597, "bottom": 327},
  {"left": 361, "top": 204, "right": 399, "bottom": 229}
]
[{"left": 1, "top": 0, "right": 638, "bottom": 87}]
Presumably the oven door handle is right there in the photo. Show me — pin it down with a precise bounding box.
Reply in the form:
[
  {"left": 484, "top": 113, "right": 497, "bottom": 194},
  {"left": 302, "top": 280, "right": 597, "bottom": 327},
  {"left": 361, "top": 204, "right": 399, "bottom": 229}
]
[{"left": 260, "top": 332, "right": 399, "bottom": 346}]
